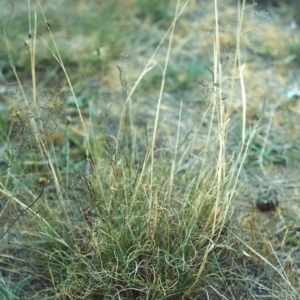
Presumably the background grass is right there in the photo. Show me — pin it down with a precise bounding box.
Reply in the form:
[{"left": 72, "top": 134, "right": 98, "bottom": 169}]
[{"left": 0, "top": 0, "right": 300, "bottom": 299}]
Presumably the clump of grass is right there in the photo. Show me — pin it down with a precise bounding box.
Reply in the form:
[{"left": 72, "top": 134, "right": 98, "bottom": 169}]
[{"left": 0, "top": 0, "right": 299, "bottom": 299}]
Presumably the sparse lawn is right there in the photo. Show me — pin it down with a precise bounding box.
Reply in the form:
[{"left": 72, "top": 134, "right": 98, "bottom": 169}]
[{"left": 0, "top": 0, "right": 299, "bottom": 299}]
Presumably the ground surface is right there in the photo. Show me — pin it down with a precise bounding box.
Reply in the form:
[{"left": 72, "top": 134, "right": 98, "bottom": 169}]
[{"left": 0, "top": 0, "right": 300, "bottom": 299}]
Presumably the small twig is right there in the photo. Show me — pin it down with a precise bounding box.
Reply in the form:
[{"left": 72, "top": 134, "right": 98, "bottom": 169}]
[{"left": 1, "top": 178, "right": 46, "bottom": 240}]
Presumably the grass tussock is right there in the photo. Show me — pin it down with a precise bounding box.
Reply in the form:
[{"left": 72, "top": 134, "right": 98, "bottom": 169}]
[{"left": 0, "top": 0, "right": 299, "bottom": 299}]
